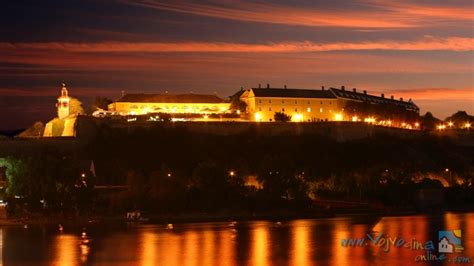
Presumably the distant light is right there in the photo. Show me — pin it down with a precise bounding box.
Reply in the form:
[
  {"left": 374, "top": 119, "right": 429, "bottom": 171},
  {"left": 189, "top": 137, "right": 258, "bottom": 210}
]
[
  {"left": 437, "top": 124, "right": 446, "bottom": 130},
  {"left": 203, "top": 114, "right": 209, "bottom": 119},
  {"left": 445, "top": 168, "right": 449, "bottom": 172},
  {"left": 236, "top": 110, "right": 241, "bottom": 115},
  {"left": 81, "top": 173, "right": 86, "bottom": 178},
  {"left": 167, "top": 173, "right": 171, "bottom": 177},
  {"left": 293, "top": 113, "right": 303, "bottom": 122},
  {"left": 448, "top": 121, "right": 454, "bottom": 127},
  {"left": 465, "top": 122, "right": 471, "bottom": 129},
  {"left": 255, "top": 112, "right": 262, "bottom": 121},
  {"left": 414, "top": 122, "right": 420, "bottom": 127},
  {"left": 229, "top": 171, "right": 235, "bottom": 177},
  {"left": 334, "top": 113, "right": 343, "bottom": 121},
  {"left": 364, "top": 117, "right": 376, "bottom": 124},
  {"left": 351, "top": 116, "right": 358, "bottom": 122}
]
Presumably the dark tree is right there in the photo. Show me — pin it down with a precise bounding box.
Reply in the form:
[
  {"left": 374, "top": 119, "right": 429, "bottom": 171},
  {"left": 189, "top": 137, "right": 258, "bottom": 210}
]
[
  {"left": 420, "top": 112, "right": 440, "bottom": 131},
  {"left": 93, "top": 96, "right": 113, "bottom": 111},
  {"left": 274, "top": 112, "right": 292, "bottom": 122}
]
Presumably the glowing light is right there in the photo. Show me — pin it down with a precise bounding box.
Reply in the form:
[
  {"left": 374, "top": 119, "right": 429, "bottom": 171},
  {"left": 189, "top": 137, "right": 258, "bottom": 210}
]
[
  {"left": 255, "top": 112, "right": 262, "bottom": 121},
  {"left": 167, "top": 173, "right": 171, "bottom": 177},
  {"left": 445, "top": 168, "right": 450, "bottom": 172},
  {"left": 293, "top": 113, "right": 303, "bottom": 122},
  {"left": 448, "top": 121, "right": 454, "bottom": 127},
  {"left": 203, "top": 114, "right": 209, "bottom": 119},
  {"left": 236, "top": 110, "right": 241, "bottom": 115},
  {"left": 437, "top": 124, "right": 446, "bottom": 130},
  {"left": 464, "top": 122, "right": 471, "bottom": 129},
  {"left": 334, "top": 113, "right": 343, "bottom": 121},
  {"left": 229, "top": 171, "right": 235, "bottom": 177},
  {"left": 364, "top": 117, "right": 376, "bottom": 124},
  {"left": 414, "top": 122, "right": 420, "bottom": 127},
  {"left": 351, "top": 116, "right": 358, "bottom": 122}
]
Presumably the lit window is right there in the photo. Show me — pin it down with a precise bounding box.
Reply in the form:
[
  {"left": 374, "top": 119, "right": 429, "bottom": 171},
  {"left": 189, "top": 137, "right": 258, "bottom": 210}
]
[
  {"left": 307, "top": 107, "right": 311, "bottom": 112},
  {"left": 320, "top": 108, "right": 323, "bottom": 113}
]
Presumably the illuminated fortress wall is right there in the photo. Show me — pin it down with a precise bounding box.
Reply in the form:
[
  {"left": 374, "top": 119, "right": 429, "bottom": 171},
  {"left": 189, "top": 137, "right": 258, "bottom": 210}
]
[
  {"left": 241, "top": 86, "right": 418, "bottom": 122},
  {"left": 108, "top": 93, "right": 230, "bottom": 115}
]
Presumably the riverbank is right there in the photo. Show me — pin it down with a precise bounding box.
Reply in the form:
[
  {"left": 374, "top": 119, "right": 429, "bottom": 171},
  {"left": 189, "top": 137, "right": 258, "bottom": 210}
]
[{"left": 3, "top": 206, "right": 474, "bottom": 228}]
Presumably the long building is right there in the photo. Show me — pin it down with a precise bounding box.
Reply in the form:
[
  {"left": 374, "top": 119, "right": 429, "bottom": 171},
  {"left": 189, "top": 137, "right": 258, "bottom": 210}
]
[
  {"left": 108, "top": 93, "right": 231, "bottom": 115},
  {"left": 240, "top": 85, "right": 419, "bottom": 122}
]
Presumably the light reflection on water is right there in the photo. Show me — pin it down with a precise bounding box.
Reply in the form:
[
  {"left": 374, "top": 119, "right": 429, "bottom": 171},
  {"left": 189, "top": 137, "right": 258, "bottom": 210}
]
[{"left": 1, "top": 212, "right": 473, "bottom": 265}]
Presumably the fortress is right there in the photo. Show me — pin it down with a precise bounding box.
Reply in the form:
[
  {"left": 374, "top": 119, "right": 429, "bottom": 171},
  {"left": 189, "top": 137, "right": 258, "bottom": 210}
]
[{"left": 41, "top": 82, "right": 423, "bottom": 137}]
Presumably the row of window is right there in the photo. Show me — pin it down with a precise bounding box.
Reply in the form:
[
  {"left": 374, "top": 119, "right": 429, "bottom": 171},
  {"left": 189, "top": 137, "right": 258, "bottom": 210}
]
[
  {"left": 257, "top": 99, "right": 332, "bottom": 105},
  {"left": 128, "top": 105, "right": 219, "bottom": 110},
  {"left": 257, "top": 107, "right": 333, "bottom": 113}
]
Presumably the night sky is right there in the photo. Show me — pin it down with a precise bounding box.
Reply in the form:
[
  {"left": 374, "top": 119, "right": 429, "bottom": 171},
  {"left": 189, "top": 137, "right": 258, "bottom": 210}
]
[{"left": 1, "top": 0, "right": 473, "bottom": 129}]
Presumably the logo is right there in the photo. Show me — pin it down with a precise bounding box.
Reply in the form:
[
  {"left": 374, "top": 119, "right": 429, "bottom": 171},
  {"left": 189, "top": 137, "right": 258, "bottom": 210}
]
[{"left": 438, "top": 230, "right": 463, "bottom": 253}]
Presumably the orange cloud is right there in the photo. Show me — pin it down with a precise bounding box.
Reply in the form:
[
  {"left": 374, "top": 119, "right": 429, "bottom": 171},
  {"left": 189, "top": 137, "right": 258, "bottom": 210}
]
[
  {"left": 1, "top": 37, "right": 473, "bottom": 53},
  {"left": 368, "top": 0, "right": 473, "bottom": 21},
  {"left": 0, "top": 49, "right": 470, "bottom": 75},
  {"left": 384, "top": 88, "right": 474, "bottom": 101},
  {"left": 124, "top": 0, "right": 473, "bottom": 28}
]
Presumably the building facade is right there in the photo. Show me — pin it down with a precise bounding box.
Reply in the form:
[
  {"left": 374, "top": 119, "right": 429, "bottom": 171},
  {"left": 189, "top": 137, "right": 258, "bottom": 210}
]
[
  {"left": 240, "top": 86, "right": 419, "bottom": 122},
  {"left": 108, "top": 93, "right": 231, "bottom": 115}
]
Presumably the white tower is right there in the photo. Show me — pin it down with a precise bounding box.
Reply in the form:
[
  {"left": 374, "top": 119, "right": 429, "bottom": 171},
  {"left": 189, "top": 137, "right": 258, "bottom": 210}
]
[{"left": 57, "top": 82, "right": 70, "bottom": 119}]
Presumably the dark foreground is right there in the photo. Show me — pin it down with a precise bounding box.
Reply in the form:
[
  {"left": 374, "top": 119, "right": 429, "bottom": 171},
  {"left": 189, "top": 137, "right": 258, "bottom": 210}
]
[{"left": 1, "top": 212, "right": 473, "bottom": 265}]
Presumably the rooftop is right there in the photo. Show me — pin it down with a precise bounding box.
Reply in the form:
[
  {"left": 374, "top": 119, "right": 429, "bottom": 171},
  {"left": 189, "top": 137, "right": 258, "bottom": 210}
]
[
  {"left": 329, "top": 87, "right": 419, "bottom": 111},
  {"left": 116, "top": 93, "right": 228, "bottom": 103},
  {"left": 250, "top": 88, "right": 336, "bottom": 98}
]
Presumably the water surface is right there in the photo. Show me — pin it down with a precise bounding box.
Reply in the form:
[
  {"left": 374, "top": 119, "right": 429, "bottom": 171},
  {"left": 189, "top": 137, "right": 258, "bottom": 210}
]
[{"left": 2, "top": 212, "right": 473, "bottom": 265}]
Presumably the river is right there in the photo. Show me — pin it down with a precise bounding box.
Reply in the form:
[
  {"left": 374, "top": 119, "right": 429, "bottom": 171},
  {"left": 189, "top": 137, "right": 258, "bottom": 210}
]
[{"left": 1, "top": 212, "right": 473, "bottom": 265}]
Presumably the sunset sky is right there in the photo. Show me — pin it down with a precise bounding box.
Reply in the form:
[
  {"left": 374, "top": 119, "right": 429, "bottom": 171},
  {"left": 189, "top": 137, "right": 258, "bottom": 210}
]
[{"left": 1, "top": 0, "right": 473, "bottom": 129}]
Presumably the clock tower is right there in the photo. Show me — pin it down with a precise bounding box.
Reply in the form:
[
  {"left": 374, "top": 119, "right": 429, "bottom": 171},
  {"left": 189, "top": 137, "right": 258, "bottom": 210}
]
[{"left": 57, "top": 82, "right": 70, "bottom": 119}]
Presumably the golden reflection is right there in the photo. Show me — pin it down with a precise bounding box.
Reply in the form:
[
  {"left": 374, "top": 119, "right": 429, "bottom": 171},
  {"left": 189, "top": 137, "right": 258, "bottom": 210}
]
[
  {"left": 219, "top": 228, "right": 236, "bottom": 266},
  {"left": 332, "top": 220, "right": 349, "bottom": 266},
  {"left": 54, "top": 234, "right": 78, "bottom": 266},
  {"left": 0, "top": 228, "right": 3, "bottom": 263},
  {"left": 202, "top": 229, "right": 215, "bottom": 266},
  {"left": 184, "top": 230, "right": 199, "bottom": 266},
  {"left": 290, "top": 220, "right": 311, "bottom": 266},
  {"left": 140, "top": 231, "right": 157, "bottom": 266},
  {"left": 445, "top": 212, "right": 460, "bottom": 230},
  {"left": 252, "top": 222, "right": 270, "bottom": 266},
  {"left": 159, "top": 232, "right": 181, "bottom": 266}
]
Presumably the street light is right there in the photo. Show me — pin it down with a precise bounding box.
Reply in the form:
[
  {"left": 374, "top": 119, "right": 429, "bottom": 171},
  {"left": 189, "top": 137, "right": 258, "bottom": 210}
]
[{"left": 229, "top": 170, "right": 235, "bottom": 177}]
